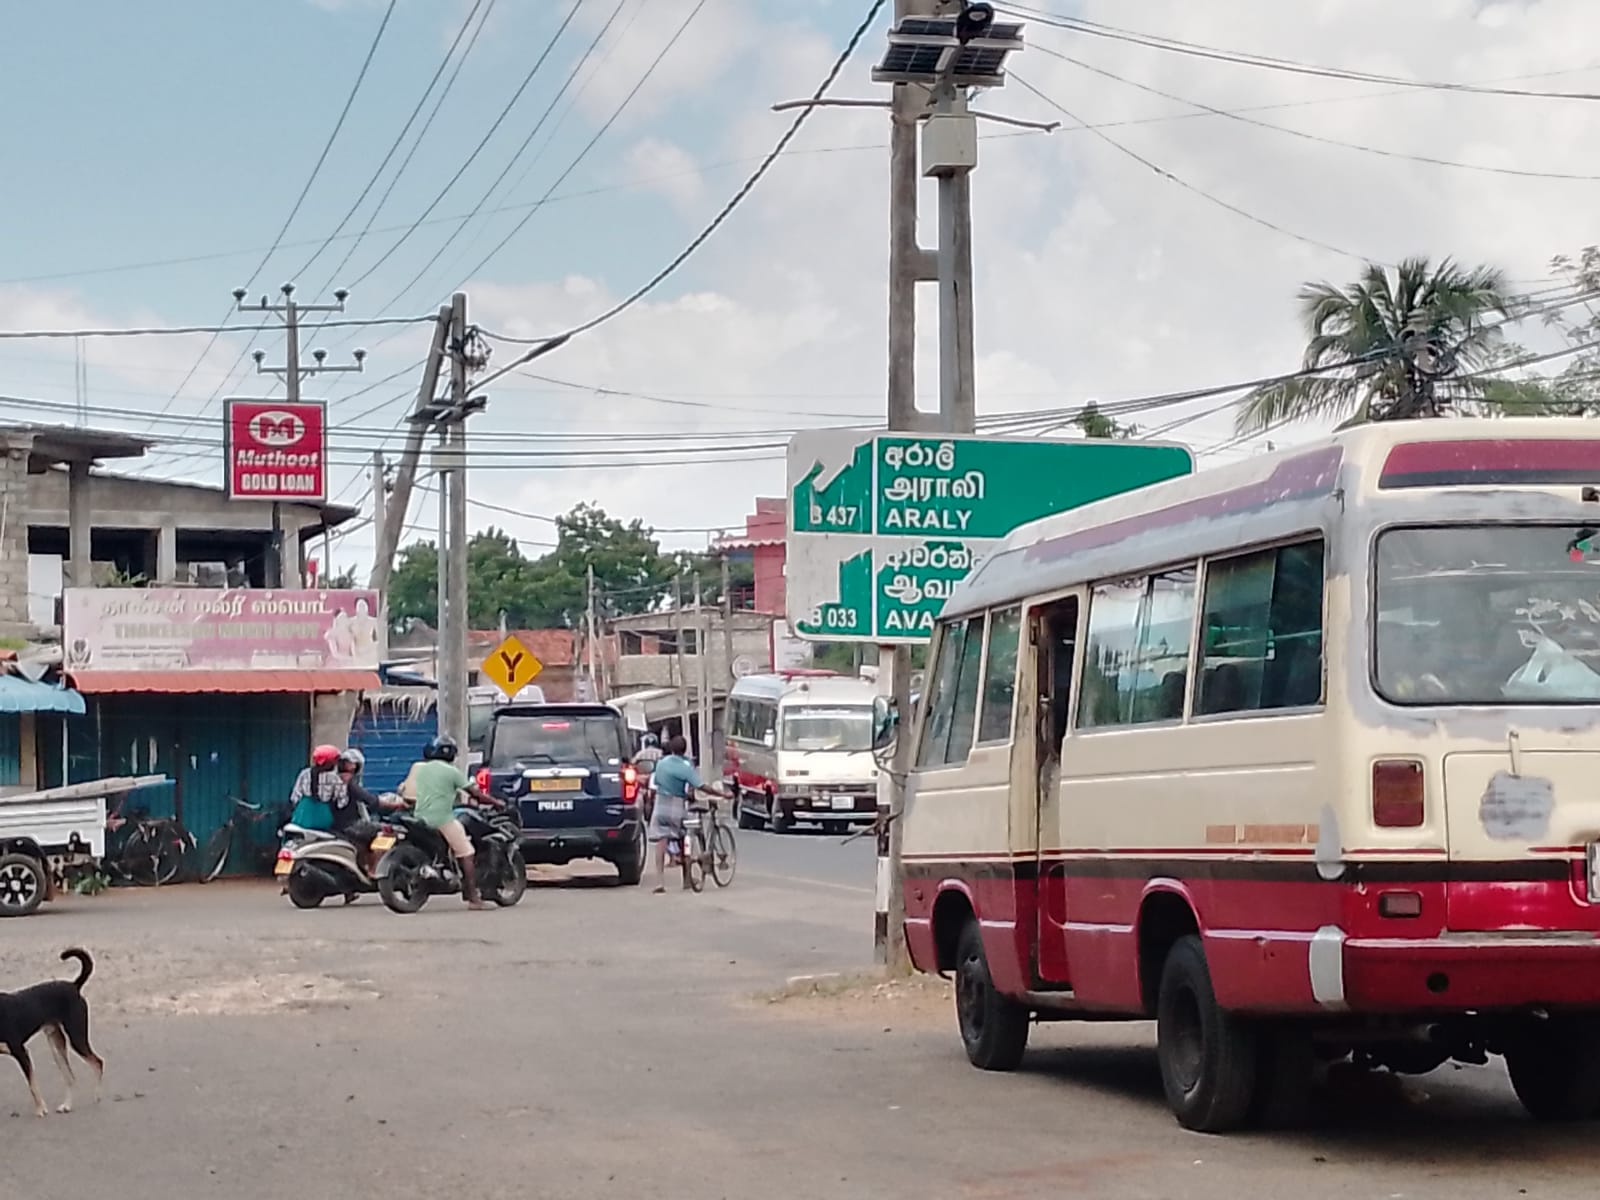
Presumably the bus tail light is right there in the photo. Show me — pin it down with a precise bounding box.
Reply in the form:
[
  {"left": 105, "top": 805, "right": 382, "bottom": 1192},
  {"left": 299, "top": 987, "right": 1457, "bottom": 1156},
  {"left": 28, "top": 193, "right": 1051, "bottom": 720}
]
[
  {"left": 475, "top": 767, "right": 492, "bottom": 794},
  {"left": 622, "top": 764, "right": 640, "bottom": 804},
  {"left": 1373, "top": 760, "right": 1424, "bottom": 828}
]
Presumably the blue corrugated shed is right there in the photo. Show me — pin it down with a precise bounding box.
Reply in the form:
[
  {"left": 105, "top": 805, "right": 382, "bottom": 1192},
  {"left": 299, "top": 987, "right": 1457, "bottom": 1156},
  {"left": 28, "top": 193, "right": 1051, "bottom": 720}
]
[
  {"left": 0, "top": 716, "right": 19, "bottom": 786},
  {"left": 91, "top": 694, "right": 310, "bottom": 875},
  {"left": 350, "top": 700, "right": 437, "bottom": 793}
]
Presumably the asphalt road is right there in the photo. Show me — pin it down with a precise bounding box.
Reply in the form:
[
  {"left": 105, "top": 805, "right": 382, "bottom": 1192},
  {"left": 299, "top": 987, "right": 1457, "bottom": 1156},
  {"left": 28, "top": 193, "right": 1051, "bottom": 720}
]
[{"left": 1, "top": 838, "right": 1596, "bottom": 1200}]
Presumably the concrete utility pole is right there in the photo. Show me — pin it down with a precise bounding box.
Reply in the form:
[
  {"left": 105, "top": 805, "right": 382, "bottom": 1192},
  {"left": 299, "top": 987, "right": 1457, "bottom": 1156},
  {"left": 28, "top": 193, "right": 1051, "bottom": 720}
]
[
  {"left": 695, "top": 571, "right": 712, "bottom": 770},
  {"left": 369, "top": 305, "right": 451, "bottom": 594},
  {"left": 672, "top": 575, "right": 691, "bottom": 744},
  {"left": 720, "top": 551, "right": 736, "bottom": 687},
  {"left": 586, "top": 563, "right": 601, "bottom": 702},
  {"left": 370, "top": 450, "right": 388, "bottom": 581},
  {"left": 239, "top": 283, "right": 365, "bottom": 588},
  {"left": 438, "top": 291, "right": 471, "bottom": 748}
]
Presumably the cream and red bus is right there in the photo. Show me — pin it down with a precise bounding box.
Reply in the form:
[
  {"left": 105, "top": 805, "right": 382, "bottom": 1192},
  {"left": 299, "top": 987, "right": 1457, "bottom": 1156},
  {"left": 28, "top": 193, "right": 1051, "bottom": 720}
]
[{"left": 899, "top": 418, "right": 1600, "bottom": 1131}]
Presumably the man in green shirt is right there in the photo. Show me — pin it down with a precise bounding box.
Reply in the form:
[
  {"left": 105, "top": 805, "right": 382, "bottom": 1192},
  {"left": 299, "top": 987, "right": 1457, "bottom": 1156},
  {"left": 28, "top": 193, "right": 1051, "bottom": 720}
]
[{"left": 402, "top": 735, "right": 502, "bottom": 910}]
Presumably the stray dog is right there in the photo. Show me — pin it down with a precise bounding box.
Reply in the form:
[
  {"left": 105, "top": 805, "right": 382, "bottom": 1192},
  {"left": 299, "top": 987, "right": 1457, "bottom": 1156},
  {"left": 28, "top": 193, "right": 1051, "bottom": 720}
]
[{"left": 0, "top": 948, "right": 104, "bottom": 1117}]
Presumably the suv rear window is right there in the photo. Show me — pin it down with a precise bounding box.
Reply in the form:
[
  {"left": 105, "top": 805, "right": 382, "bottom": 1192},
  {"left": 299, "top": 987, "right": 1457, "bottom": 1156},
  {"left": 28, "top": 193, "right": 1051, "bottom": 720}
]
[{"left": 488, "top": 713, "right": 628, "bottom": 768}]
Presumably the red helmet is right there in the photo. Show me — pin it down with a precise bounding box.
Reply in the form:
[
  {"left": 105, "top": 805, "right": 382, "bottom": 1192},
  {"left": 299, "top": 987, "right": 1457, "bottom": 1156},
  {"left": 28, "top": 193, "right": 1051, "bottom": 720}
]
[{"left": 311, "top": 744, "right": 341, "bottom": 767}]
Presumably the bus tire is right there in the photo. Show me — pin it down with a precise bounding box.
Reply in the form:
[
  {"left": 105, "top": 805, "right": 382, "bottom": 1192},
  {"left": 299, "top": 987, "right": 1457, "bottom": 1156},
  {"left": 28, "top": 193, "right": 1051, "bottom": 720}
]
[
  {"left": 736, "top": 791, "right": 760, "bottom": 831},
  {"left": 955, "top": 919, "right": 1029, "bottom": 1071},
  {"left": 1156, "top": 934, "right": 1260, "bottom": 1132},
  {"left": 768, "top": 795, "right": 791, "bottom": 835},
  {"left": 1506, "top": 1017, "right": 1600, "bottom": 1122}
]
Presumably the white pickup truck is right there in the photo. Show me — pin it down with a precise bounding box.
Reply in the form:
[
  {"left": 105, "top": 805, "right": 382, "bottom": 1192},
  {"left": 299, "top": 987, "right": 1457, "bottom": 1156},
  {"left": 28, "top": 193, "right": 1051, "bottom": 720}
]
[{"left": 0, "top": 775, "right": 165, "bottom": 916}]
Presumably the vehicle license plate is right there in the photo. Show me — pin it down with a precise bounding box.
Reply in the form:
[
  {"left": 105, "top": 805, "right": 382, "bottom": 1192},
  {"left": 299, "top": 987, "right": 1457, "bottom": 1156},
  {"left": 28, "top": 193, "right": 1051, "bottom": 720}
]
[
  {"left": 537, "top": 799, "right": 575, "bottom": 812},
  {"left": 370, "top": 834, "right": 396, "bottom": 852},
  {"left": 273, "top": 859, "right": 292, "bottom": 876},
  {"left": 526, "top": 778, "right": 571, "bottom": 792},
  {"left": 831, "top": 795, "right": 855, "bottom": 811}
]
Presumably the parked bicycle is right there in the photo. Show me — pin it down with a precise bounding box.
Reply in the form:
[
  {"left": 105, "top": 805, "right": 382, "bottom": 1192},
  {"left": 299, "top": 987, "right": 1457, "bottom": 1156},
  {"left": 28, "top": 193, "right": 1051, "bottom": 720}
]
[
  {"left": 673, "top": 796, "right": 737, "bottom": 893},
  {"left": 105, "top": 799, "right": 195, "bottom": 887},
  {"left": 196, "top": 796, "right": 279, "bottom": 883}
]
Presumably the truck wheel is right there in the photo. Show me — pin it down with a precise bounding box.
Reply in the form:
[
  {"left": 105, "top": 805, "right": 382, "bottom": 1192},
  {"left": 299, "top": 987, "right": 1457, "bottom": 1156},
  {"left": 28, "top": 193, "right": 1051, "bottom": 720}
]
[
  {"left": 0, "top": 853, "right": 47, "bottom": 917},
  {"left": 1156, "top": 934, "right": 1261, "bottom": 1132},
  {"left": 1506, "top": 1018, "right": 1600, "bottom": 1121},
  {"left": 955, "top": 919, "right": 1029, "bottom": 1071}
]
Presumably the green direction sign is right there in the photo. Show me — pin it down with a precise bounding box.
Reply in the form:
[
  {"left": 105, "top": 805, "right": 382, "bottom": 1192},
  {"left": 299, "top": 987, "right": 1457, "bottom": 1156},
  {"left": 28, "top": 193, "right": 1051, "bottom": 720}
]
[{"left": 788, "top": 431, "right": 1193, "bottom": 643}]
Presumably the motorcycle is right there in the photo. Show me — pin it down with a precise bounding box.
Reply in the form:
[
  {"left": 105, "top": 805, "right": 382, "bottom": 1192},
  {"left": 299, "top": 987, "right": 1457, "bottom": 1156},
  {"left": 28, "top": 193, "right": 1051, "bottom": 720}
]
[
  {"left": 374, "top": 803, "right": 527, "bottom": 914},
  {"left": 277, "top": 824, "right": 385, "bottom": 909}
]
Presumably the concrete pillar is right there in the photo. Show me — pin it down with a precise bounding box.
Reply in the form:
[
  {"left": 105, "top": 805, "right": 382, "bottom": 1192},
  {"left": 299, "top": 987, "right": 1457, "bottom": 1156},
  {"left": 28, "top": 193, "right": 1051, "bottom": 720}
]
[
  {"left": 65, "top": 461, "right": 91, "bottom": 589},
  {"left": 156, "top": 518, "right": 178, "bottom": 584},
  {"left": 281, "top": 520, "right": 302, "bottom": 589},
  {"left": 0, "top": 433, "right": 33, "bottom": 629}
]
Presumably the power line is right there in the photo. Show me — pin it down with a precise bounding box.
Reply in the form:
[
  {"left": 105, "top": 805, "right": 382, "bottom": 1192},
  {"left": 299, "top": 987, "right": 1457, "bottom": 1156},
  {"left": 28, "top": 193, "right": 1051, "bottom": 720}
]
[
  {"left": 1008, "top": 69, "right": 1377, "bottom": 263},
  {"left": 161, "top": 1, "right": 398, "bottom": 412},
  {"left": 1035, "top": 44, "right": 1600, "bottom": 183},
  {"left": 0, "top": 315, "right": 431, "bottom": 340},
  {"left": 346, "top": 0, "right": 589, "bottom": 295},
  {"left": 546, "top": 0, "right": 889, "bottom": 343},
  {"left": 308, "top": 0, "right": 499, "bottom": 298},
  {"left": 1001, "top": 5, "right": 1600, "bottom": 101},
  {"left": 441, "top": 0, "right": 717, "bottom": 303},
  {"left": 288, "top": 0, "right": 492, "bottom": 285},
  {"left": 372, "top": 0, "right": 631, "bottom": 315}
]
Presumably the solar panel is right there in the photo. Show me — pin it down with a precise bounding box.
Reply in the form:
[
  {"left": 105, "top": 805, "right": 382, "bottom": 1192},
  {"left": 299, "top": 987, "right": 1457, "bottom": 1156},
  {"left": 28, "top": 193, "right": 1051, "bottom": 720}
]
[{"left": 874, "top": 15, "right": 1024, "bottom": 85}]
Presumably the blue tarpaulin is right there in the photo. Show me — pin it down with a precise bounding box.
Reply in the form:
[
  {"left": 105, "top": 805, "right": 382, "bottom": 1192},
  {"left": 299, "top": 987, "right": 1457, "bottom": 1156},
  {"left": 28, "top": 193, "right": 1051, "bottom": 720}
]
[{"left": 0, "top": 675, "right": 86, "bottom": 715}]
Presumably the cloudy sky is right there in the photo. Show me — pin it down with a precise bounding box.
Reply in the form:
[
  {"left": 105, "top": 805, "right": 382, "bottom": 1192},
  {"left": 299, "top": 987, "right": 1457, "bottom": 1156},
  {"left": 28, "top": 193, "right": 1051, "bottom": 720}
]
[{"left": 2, "top": 0, "right": 1597, "bottom": 574}]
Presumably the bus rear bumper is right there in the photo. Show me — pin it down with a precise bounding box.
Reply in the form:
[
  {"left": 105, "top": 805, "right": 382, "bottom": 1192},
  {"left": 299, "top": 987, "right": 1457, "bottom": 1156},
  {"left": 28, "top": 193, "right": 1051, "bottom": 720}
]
[{"left": 1341, "top": 930, "right": 1600, "bottom": 1012}]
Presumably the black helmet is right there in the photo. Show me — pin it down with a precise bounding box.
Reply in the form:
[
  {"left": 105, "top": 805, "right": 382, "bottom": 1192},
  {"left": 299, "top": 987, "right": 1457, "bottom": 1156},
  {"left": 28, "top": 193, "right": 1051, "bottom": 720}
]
[{"left": 423, "top": 736, "right": 458, "bottom": 763}]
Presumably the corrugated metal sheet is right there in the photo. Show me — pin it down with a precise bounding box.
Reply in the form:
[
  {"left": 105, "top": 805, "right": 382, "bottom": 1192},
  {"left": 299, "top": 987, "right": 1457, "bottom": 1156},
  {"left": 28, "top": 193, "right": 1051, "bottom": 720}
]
[
  {"left": 91, "top": 694, "right": 310, "bottom": 875},
  {"left": 0, "top": 677, "right": 85, "bottom": 714},
  {"left": 350, "top": 703, "right": 436, "bottom": 793},
  {"left": 0, "top": 716, "right": 20, "bottom": 786},
  {"left": 73, "top": 670, "right": 379, "bottom": 694}
]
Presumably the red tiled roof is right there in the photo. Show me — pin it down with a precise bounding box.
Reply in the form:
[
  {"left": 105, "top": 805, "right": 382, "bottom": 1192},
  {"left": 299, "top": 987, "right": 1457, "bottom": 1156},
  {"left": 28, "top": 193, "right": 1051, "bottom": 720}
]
[{"left": 465, "top": 628, "right": 576, "bottom": 666}]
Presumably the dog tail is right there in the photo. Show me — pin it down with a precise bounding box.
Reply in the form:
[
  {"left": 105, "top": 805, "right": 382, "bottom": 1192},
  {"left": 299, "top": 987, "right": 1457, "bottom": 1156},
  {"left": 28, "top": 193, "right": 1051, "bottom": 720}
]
[{"left": 59, "top": 948, "right": 92, "bottom": 990}]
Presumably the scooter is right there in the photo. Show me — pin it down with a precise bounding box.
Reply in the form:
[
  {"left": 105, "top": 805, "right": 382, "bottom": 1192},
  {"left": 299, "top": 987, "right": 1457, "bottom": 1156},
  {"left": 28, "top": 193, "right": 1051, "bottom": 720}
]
[{"left": 278, "top": 829, "right": 386, "bottom": 909}]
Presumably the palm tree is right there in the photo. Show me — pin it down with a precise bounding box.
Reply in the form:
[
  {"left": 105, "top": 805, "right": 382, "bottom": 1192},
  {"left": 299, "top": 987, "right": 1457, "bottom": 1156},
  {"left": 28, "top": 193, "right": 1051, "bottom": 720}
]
[{"left": 1236, "top": 257, "right": 1517, "bottom": 434}]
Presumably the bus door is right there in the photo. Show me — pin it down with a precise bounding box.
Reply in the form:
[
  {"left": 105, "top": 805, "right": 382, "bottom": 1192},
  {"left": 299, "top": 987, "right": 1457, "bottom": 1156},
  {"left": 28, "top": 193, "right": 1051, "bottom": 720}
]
[{"left": 1031, "top": 593, "right": 1082, "bottom": 986}]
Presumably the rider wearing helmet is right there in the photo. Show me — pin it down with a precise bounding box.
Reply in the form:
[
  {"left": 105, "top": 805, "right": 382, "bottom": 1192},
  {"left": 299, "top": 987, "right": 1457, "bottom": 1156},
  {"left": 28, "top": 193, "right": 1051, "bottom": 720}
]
[
  {"left": 404, "top": 735, "right": 501, "bottom": 909},
  {"left": 288, "top": 744, "right": 342, "bottom": 831},
  {"left": 633, "top": 731, "right": 664, "bottom": 778}
]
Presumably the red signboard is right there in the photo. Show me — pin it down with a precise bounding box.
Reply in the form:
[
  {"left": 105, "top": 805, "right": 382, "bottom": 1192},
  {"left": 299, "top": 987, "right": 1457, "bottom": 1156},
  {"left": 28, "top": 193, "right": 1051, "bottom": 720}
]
[{"left": 224, "top": 399, "right": 327, "bottom": 503}]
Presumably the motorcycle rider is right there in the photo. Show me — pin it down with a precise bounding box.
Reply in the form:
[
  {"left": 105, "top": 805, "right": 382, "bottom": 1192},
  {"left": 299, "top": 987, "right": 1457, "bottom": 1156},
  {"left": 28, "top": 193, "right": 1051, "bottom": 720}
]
[
  {"left": 288, "top": 744, "right": 342, "bottom": 832},
  {"left": 334, "top": 749, "right": 401, "bottom": 875},
  {"left": 403, "top": 735, "right": 502, "bottom": 910}
]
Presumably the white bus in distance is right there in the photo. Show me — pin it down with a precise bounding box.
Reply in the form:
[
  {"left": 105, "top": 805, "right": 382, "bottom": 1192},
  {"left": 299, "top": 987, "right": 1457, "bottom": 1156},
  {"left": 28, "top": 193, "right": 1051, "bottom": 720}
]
[
  {"left": 897, "top": 418, "right": 1600, "bottom": 1132},
  {"left": 725, "top": 672, "right": 879, "bottom": 833}
]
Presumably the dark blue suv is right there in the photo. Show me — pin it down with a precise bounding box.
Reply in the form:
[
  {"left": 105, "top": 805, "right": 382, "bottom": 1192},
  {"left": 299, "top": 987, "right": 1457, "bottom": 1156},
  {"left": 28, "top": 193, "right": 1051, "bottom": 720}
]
[{"left": 474, "top": 703, "right": 644, "bottom": 886}]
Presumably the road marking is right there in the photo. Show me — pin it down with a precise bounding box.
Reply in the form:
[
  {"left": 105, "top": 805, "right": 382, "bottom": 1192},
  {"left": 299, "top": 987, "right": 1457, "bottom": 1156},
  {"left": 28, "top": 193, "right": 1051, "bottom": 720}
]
[{"left": 740, "top": 870, "right": 873, "bottom": 896}]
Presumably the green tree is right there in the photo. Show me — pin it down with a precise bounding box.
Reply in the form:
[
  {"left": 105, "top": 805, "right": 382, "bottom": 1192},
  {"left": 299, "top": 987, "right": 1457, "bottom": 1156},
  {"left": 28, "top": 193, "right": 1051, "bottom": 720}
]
[{"left": 1236, "top": 257, "right": 1517, "bottom": 433}]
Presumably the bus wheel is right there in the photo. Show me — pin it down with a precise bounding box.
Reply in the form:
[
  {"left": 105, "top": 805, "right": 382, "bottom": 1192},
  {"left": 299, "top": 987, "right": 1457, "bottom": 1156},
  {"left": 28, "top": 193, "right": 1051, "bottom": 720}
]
[
  {"left": 736, "top": 792, "right": 760, "bottom": 831},
  {"left": 768, "top": 796, "right": 791, "bottom": 834},
  {"left": 1155, "top": 935, "right": 1260, "bottom": 1132},
  {"left": 1506, "top": 1017, "right": 1600, "bottom": 1122},
  {"left": 955, "top": 920, "right": 1029, "bottom": 1071}
]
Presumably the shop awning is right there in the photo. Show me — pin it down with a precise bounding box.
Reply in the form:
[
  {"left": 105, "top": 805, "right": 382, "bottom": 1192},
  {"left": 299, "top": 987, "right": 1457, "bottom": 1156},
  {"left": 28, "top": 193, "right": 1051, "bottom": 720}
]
[
  {"left": 0, "top": 676, "right": 86, "bottom": 714},
  {"left": 70, "top": 670, "right": 380, "bottom": 695}
]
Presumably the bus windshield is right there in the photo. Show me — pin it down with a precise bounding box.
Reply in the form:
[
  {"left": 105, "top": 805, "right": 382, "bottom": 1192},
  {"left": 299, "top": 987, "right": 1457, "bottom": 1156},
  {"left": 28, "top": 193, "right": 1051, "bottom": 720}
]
[
  {"left": 781, "top": 706, "right": 874, "bottom": 752},
  {"left": 1375, "top": 524, "right": 1600, "bottom": 704}
]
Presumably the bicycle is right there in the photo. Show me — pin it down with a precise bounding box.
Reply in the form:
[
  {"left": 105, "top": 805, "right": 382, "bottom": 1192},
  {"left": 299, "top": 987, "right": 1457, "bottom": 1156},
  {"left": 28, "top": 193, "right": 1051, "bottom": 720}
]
[
  {"left": 675, "top": 795, "right": 737, "bottom": 893},
  {"left": 105, "top": 799, "right": 195, "bottom": 887},
  {"left": 196, "top": 796, "right": 279, "bottom": 883}
]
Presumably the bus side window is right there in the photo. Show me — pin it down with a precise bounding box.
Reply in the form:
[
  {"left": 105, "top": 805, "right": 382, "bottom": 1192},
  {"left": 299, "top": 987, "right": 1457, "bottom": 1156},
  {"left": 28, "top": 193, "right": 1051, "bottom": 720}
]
[
  {"left": 1033, "top": 597, "right": 1079, "bottom": 757},
  {"left": 917, "top": 615, "right": 986, "bottom": 768},
  {"left": 977, "top": 607, "right": 1023, "bottom": 744},
  {"left": 1197, "top": 539, "right": 1326, "bottom": 716}
]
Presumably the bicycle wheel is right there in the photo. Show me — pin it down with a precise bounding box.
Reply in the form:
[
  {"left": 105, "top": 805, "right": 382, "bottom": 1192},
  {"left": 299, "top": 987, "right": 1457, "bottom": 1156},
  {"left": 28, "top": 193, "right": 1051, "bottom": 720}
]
[
  {"left": 684, "top": 830, "right": 707, "bottom": 893},
  {"left": 197, "top": 825, "right": 233, "bottom": 883},
  {"left": 709, "top": 823, "right": 737, "bottom": 888},
  {"left": 122, "top": 827, "right": 161, "bottom": 886},
  {"left": 151, "top": 824, "right": 190, "bottom": 886}
]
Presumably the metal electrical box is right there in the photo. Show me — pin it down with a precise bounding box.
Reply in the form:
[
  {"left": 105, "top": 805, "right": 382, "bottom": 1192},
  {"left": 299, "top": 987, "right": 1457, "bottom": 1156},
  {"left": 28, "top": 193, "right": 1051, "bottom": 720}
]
[{"left": 922, "top": 111, "right": 978, "bottom": 177}]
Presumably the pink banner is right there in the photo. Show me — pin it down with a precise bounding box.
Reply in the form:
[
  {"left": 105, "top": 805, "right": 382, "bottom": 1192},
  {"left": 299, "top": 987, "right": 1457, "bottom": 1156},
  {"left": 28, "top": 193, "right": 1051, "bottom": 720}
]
[{"left": 63, "top": 589, "right": 382, "bottom": 673}]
